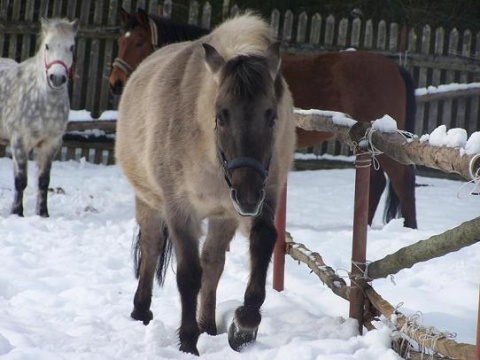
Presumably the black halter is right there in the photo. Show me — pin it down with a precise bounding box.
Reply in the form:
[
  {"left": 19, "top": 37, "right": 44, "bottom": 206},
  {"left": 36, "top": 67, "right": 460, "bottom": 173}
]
[{"left": 217, "top": 147, "right": 271, "bottom": 188}]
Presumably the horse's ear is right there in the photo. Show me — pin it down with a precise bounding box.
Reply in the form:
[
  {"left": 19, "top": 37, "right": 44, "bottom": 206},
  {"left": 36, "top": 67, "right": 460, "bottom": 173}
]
[
  {"left": 267, "top": 41, "right": 281, "bottom": 80},
  {"left": 119, "top": 7, "right": 130, "bottom": 24},
  {"left": 70, "top": 18, "right": 80, "bottom": 34},
  {"left": 203, "top": 43, "right": 225, "bottom": 76},
  {"left": 136, "top": 8, "right": 149, "bottom": 27}
]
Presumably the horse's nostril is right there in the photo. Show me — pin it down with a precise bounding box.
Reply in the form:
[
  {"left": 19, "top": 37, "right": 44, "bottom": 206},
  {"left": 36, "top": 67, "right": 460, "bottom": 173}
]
[{"left": 61, "top": 75, "right": 67, "bottom": 84}]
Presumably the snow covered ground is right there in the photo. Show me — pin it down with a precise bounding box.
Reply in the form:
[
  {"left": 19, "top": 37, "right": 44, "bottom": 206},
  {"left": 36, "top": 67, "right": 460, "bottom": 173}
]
[{"left": 0, "top": 156, "right": 478, "bottom": 359}]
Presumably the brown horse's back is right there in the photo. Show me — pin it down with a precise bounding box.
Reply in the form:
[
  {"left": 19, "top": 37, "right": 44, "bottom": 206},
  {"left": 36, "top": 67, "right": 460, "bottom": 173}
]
[{"left": 281, "top": 51, "right": 406, "bottom": 148}]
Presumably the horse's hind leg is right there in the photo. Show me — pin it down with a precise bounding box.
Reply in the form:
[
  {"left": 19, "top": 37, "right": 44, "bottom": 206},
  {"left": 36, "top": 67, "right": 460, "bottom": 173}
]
[
  {"left": 368, "top": 167, "right": 387, "bottom": 225},
  {"left": 198, "top": 217, "right": 237, "bottom": 335},
  {"left": 10, "top": 138, "right": 28, "bottom": 216},
  {"left": 131, "top": 196, "right": 167, "bottom": 325},
  {"left": 381, "top": 158, "right": 417, "bottom": 229},
  {"left": 229, "top": 206, "right": 277, "bottom": 351}
]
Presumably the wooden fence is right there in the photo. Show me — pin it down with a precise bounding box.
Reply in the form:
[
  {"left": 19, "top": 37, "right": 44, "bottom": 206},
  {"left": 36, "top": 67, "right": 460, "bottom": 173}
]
[{"left": 0, "top": 0, "right": 480, "bottom": 161}]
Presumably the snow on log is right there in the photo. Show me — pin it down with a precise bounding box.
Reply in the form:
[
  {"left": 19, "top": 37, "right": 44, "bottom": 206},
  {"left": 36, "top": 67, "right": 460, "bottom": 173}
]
[{"left": 294, "top": 110, "right": 480, "bottom": 182}]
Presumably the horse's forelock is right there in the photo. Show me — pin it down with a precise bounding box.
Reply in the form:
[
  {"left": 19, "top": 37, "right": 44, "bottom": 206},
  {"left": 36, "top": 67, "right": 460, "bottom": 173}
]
[
  {"left": 221, "top": 55, "right": 274, "bottom": 101},
  {"left": 40, "top": 18, "right": 77, "bottom": 45}
]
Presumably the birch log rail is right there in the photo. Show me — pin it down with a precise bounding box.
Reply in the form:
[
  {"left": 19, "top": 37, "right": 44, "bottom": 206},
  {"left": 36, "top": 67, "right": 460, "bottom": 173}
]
[{"left": 293, "top": 110, "right": 480, "bottom": 181}]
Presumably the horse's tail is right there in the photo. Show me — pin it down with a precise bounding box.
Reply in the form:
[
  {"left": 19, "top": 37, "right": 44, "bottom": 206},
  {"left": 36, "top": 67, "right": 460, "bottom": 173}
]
[
  {"left": 132, "top": 223, "right": 173, "bottom": 286},
  {"left": 384, "top": 65, "right": 417, "bottom": 224},
  {"left": 399, "top": 66, "right": 416, "bottom": 133}
]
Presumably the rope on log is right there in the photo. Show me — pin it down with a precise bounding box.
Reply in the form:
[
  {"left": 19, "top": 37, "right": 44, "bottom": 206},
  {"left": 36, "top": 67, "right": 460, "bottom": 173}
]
[
  {"left": 293, "top": 110, "right": 480, "bottom": 182},
  {"left": 285, "top": 232, "right": 349, "bottom": 301},
  {"left": 365, "top": 286, "right": 476, "bottom": 360},
  {"left": 367, "top": 217, "right": 480, "bottom": 280},
  {"left": 284, "top": 231, "right": 475, "bottom": 359}
]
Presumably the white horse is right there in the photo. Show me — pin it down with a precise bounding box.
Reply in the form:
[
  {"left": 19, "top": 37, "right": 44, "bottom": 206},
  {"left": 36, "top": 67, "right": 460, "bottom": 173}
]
[{"left": 0, "top": 18, "right": 79, "bottom": 217}]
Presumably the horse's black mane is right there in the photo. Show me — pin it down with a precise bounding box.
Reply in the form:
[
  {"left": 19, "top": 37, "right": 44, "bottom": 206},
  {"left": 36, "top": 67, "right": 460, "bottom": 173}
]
[{"left": 126, "top": 13, "right": 210, "bottom": 46}]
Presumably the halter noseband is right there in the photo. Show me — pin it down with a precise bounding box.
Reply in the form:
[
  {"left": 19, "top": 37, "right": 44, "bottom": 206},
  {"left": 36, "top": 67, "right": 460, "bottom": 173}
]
[
  {"left": 44, "top": 54, "right": 73, "bottom": 89},
  {"left": 217, "top": 148, "right": 271, "bottom": 188}
]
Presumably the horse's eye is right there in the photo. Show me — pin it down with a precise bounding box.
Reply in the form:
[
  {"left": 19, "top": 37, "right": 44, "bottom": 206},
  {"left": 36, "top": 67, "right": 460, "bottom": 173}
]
[
  {"left": 45, "top": 44, "right": 49, "bottom": 51},
  {"left": 216, "top": 109, "right": 229, "bottom": 127},
  {"left": 265, "top": 108, "right": 277, "bottom": 127},
  {"left": 70, "top": 45, "right": 75, "bottom": 52}
]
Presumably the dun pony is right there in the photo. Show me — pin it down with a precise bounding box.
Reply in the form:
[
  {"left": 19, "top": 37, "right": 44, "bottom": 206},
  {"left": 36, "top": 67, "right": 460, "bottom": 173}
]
[{"left": 115, "top": 13, "right": 296, "bottom": 355}]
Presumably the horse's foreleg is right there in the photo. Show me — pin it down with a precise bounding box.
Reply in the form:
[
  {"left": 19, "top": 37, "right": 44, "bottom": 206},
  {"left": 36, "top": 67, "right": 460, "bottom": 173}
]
[
  {"left": 131, "top": 197, "right": 166, "bottom": 325},
  {"left": 35, "top": 140, "right": 62, "bottom": 217},
  {"left": 168, "top": 214, "right": 202, "bottom": 355},
  {"left": 198, "top": 218, "right": 237, "bottom": 335},
  {"left": 10, "top": 139, "right": 28, "bottom": 216},
  {"left": 229, "top": 206, "right": 277, "bottom": 351}
]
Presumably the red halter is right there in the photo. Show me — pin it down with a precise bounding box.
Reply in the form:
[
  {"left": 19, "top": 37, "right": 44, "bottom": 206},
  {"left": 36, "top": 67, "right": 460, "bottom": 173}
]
[{"left": 44, "top": 54, "right": 75, "bottom": 88}]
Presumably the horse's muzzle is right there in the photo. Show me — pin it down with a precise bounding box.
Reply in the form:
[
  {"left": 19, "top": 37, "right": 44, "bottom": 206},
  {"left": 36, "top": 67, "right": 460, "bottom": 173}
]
[
  {"left": 230, "top": 187, "right": 265, "bottom": 216},
  {"left": 48, "top": 73, "right": 67, "bottom": 88},
  {"left": 110, "top": 80, "right": 124, "bottom": 95}
]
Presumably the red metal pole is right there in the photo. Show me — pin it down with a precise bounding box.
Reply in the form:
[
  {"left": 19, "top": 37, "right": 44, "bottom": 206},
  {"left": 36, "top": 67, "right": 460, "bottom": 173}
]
[
  {"left": 273, "top": 183, "right": 287, "bottom": 291},
  {"left": 349, "top": 149, "right": 371, "bottom": 335}
]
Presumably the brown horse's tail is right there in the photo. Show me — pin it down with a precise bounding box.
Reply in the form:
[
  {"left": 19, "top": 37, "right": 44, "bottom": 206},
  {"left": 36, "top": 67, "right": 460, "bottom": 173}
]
[
  {"left": 133, "top": 223, "right": 173, "bottom": 286},
  {"left": 384, "top": 66, "right": 417, "bottom": 224}
]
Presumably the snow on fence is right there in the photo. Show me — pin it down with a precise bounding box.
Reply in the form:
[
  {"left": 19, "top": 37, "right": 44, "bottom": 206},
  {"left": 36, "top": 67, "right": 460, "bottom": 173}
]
[{"left": 271, "top": 109, "right": 479, "bottom": 360}]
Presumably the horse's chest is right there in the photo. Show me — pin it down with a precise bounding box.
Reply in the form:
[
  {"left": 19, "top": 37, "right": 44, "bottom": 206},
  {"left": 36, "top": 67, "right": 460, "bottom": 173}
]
[{"left": 187, "top": 170, "right": 231, "bottom": 216}]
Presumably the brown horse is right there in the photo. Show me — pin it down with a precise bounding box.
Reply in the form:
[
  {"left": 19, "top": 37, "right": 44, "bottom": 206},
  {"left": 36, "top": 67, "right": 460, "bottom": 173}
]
[
  {"left": 109, "top": 8, "right": 417, "bottom": 229},
  {"left": 116, "top": 13, "right": 296, "bottom": 355}
]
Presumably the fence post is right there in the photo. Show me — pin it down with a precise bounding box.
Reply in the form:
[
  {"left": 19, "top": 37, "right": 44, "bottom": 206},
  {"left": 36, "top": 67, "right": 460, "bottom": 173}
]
[
  {"left": 477, "top": 288, "right": 480, "bottom": 360},
  {"left": 273, "top": 183, "right": 287, "bottom": 291},
  {"left": 348, "top": 149, "right": 371, "bottom": 334}
]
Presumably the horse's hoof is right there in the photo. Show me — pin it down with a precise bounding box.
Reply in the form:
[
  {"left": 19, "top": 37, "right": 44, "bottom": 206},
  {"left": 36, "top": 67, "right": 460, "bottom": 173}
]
[
  {"left": 130, "top": 308, "right": 153, "bottom": 325},
  {"left": 228, "top": 318, "right": 258, "bottom": 352},
  {"left": 179, "top": 342, "right": 199, "bottom": 356}
]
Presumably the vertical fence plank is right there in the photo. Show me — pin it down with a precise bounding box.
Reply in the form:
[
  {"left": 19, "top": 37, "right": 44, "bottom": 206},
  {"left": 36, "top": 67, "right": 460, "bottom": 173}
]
[
  {"left": 270, "top": 9, "right": 280, "bottom": 39},
  {"left": 162, "top": 0, "right": 172, "bottom": 17},
  {"left": 324, "top": 14, "right": 335, "bottom": 47},
  {"left": 388, "top": 22, "right": 398, "bottom": 51},
  {"left": 99, "top": 0, "right": 119, "bottom": 114},
  {"left": 8, "top": 0, "right": 22, "bottom": 60},
  {"left": 337, "top": 18, "right": 348, "bottom": 47},
  {"left": 20, "top": 0, "right": 36, "bottom": 60},
  {"left": 282, "top": 10, "right": 293, "bottom": 43},
  {"left": 427, "top": 27, "right": 445, "bottom": 132},
  {"left": 230, "top": 4, "right": 239, "bottom": 17},
  {"left": 52, "top": 0, "right": 63, "bottom": 17},
  {"left": 84, "top": 0, "right": 105, "bottom": 117},
  {"left": 201, "top": 2, "right": 211, "bottom": 29},
  {"left": 350, "top": 17, "right": 361, "bottom": 48},
  {"left": 416, "top": 25, "right": 431, "bottom": 134},
  {"left": 456, "top": 30, "right": 472, "bottom": 131},
  {"left": 376, "top": 20, "right": 387, "bottom": 50},
  {"left": 0, "top": 0, "right": 8, "bottom": 56},
  {"left": 296, "top": 11, "right": 308, "bottom": 44},
  {"left": 363, "top": 19, "right": 373, "bottom": 49},
  {"left": 442, "top": 28, "right": 459, "bottom": 129},
  {"left": 71, "top": 0, "right": 92, "bottom": 110},
  {"left": 188, "top": 0, "right": 199, "bottom": 25},
  {"left": 309, "top": 13, "right": 321, "bottom": 45}
]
